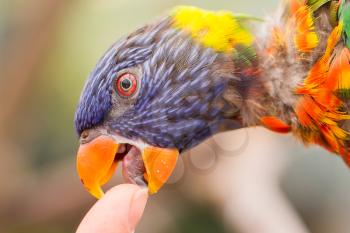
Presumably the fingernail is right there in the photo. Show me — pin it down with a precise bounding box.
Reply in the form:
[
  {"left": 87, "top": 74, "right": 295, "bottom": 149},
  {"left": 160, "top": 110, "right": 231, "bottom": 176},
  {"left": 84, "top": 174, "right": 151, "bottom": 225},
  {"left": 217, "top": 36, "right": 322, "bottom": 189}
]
[{"left": 128, "top": 188, "right": 148, "bottom": 231}]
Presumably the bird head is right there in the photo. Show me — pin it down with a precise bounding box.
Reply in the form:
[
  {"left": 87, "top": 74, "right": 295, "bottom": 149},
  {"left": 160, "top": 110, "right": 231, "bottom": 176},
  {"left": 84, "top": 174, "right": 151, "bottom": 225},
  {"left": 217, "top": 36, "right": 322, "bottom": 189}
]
[{"left": 75, "top": 6, "right": 256, "bottom": 198}]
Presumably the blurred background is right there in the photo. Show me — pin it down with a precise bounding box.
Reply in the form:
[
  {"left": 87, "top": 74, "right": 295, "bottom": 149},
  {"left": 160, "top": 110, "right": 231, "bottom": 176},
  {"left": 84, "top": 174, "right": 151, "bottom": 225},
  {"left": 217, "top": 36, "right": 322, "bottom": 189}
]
[{"left": 1, "top": 0, "right": 350, "bottom": 232}]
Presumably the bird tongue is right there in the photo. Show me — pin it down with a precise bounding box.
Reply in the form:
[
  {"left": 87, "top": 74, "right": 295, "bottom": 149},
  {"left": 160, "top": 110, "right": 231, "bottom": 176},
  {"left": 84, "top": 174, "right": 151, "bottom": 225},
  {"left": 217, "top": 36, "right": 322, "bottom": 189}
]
[
  {"left": 121, "top": 145, "right": 148, "bottom": 187},
  {"left": 121, "top": 144, "right": 180, "bottom": 194}
]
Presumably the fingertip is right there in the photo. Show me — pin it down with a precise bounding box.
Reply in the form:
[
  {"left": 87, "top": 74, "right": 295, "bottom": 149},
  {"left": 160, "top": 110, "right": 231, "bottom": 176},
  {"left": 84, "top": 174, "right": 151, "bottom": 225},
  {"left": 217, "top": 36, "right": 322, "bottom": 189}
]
[
  {"left": 129, "top": 188, "right": 148, "bottom": 230},
  {"left": 76, "top": 184, "right": 148, "bottom": 233},
  {"left": 104, "top": 184, "right": 140, "bottom": 198}
]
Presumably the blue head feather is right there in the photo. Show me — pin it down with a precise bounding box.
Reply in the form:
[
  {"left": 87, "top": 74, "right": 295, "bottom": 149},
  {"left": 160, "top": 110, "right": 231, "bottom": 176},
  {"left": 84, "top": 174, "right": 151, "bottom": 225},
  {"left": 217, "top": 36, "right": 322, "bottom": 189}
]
[{"left": 75, "top": 18, "right": 242, "bottom": 151}]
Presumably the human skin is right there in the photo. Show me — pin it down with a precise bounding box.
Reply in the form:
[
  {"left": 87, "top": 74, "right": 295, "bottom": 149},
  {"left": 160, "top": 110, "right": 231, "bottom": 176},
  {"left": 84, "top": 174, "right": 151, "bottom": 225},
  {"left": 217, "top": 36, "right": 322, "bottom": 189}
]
[{"left": 76, "top": 184, "right": 148, "bottom": 233}]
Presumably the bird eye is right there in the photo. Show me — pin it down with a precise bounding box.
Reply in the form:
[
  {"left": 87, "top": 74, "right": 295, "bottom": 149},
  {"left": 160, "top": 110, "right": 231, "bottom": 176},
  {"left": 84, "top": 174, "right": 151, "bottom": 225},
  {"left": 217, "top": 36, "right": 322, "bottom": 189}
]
[{"left": 115, "top": 73, "right": 137, "bottom": 97}]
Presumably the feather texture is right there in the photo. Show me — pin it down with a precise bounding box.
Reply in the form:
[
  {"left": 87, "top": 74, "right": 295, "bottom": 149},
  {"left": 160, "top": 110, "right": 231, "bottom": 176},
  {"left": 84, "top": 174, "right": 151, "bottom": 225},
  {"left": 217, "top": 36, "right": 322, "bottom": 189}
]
[
  {"left": 339, "top": 0, "right": 350, "bottom": 48},
  {"left": 292, "top": 1, "right": 319, "bottom": 52},
  {"left": 258, "top": 0, "right": 350, "bottom": 165},
  {"left": 172, "top": 6, "right": 254, "bottom": 53},
  {"left": 329, "top": 48, "right": 350, "bottom": 96},
  {"left": 307, "top": 0, "right": 332, "bottom": 12},
  {"left": 260, "top": 116, "right": 292, "bottom": 133},
  {"left": 76, "top": 1, "right": 350, "bottom": 169},
  {"left": 294, "top": 22, "right": 350, "bottom": 163}
]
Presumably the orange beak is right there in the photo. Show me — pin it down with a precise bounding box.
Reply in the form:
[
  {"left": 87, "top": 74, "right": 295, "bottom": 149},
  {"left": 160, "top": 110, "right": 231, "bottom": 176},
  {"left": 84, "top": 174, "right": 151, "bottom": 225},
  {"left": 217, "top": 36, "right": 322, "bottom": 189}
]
[{"left": 76, "top": 135, "right": 179, "bottom": 199}]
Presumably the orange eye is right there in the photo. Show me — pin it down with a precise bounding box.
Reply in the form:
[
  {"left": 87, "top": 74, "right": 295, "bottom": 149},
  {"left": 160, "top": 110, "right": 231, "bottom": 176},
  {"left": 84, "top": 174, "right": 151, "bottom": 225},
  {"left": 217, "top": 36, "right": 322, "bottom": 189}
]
[{"left": 116, "top": 73, "right": 137, "bottom": 97}]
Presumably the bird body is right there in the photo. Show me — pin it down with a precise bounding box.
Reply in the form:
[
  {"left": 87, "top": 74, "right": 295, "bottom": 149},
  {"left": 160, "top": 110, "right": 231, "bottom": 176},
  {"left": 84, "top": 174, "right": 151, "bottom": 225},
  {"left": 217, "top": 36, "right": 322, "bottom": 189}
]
[{"left": 74, "top": 0, "right": 350, "bottom": 198}]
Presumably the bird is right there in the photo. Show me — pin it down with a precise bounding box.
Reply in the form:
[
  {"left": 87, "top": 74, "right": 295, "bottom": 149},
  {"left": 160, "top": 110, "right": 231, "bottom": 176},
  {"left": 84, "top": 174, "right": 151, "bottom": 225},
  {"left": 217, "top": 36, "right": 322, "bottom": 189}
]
[{"left": 75, "top": 0, "right": 350, "bottom": 199}]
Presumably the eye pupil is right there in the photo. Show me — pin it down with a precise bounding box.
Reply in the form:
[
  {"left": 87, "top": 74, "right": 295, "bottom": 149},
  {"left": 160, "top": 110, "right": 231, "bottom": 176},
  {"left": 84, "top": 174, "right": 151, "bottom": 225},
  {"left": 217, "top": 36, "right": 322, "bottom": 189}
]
[
  {"left": 120, "top": 78, "right": 131, "bottom": 90},
  {"left": 115, "top": 73, "right": 138, "bottom": 97}
]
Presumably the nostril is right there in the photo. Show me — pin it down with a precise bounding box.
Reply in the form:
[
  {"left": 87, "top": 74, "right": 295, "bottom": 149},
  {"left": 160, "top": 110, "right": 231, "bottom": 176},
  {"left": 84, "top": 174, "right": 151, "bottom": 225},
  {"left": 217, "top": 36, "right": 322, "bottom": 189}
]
[{"left": 81, "top": 130, "right": 89, "bottom": 140}]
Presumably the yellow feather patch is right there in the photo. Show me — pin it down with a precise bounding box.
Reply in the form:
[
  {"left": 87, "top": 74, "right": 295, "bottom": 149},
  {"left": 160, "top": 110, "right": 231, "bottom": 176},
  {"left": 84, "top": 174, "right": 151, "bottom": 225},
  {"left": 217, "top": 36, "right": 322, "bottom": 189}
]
[
  {"left": 331, "top": 48, "right": 350, "bottom": 91},
  {"left": 172, "top": 6, "right": 254, "bottom": 53},
  {"left": 293, "top": 5, "right": 319, "bottom": 52}
]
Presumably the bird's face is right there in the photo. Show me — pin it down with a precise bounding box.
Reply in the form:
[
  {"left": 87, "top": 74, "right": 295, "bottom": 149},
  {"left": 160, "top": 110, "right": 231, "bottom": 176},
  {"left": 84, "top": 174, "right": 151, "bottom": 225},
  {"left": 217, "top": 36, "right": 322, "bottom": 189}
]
[{"left": 75, "top": 9, "right": 244, "bottom": 198}]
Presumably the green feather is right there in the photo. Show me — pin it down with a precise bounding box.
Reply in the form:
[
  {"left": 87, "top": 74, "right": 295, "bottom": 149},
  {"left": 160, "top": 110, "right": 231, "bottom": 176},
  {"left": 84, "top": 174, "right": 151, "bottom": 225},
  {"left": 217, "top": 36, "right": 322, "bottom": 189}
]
[
  {"left": 329, "top": 1, "right": 340, "bottom": 27},
  {"left": 307, "top": 0, "right": 332, "bottom": 12},
  {"left": 233, "top": 13, "right": 264, "bottom": 22},
  {"left": 339, "top": 1, "right": 350, "bottom": 49},
  {"left": 337, "top": 89, "right": 350, "bottom": 98},
  {"left": 338, "top": 0, "right": 345, "bottom": 13},
  {"left": 232, "top": 45, "right": 256, "bottom": 68}
]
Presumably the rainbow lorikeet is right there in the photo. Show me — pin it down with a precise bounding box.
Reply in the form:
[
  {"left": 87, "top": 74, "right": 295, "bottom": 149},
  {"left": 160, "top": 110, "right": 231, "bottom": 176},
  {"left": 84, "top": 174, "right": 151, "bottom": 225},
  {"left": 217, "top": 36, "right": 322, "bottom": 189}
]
[{"left": 75, "top": 0, "right": 350, "bottom": 199}]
